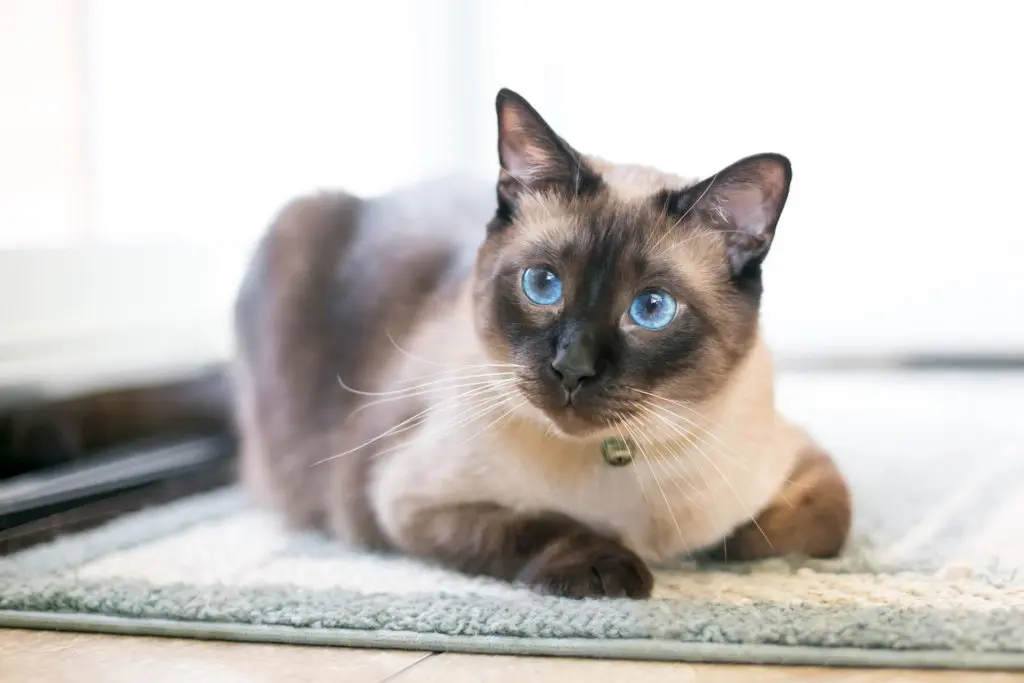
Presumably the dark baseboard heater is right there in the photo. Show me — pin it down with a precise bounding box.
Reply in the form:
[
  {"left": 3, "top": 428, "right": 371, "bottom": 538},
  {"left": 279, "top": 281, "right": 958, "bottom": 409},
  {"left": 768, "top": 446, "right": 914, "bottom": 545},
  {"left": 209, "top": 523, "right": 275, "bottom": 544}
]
[{"left": 0, "top": 434, "right": 235, "bottom": 554}]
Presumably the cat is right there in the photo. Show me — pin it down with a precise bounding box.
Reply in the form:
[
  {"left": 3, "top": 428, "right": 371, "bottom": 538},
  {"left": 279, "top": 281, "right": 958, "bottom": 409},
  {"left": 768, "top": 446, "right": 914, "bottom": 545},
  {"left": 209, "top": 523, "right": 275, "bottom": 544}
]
[{"left": 232, "top": 88, "right": 852, "bottom": 599}]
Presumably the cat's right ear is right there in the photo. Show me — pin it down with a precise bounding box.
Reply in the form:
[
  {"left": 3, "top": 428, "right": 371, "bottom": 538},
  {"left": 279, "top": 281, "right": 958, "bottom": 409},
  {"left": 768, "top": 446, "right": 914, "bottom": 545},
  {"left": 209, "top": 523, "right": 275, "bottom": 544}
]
[
  {"left": 666, "top": 153, "right": 792, "bottom": 276},
  {"left": 495, "top": 88, "right": 599, "bottom": 210}
]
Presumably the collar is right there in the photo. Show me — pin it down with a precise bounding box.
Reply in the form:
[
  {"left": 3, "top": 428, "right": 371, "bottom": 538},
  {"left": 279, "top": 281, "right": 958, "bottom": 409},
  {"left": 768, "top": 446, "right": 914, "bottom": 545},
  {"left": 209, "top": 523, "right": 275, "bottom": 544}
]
[{"left": 601, "top": 437, "right": 634, "bottom": 467}]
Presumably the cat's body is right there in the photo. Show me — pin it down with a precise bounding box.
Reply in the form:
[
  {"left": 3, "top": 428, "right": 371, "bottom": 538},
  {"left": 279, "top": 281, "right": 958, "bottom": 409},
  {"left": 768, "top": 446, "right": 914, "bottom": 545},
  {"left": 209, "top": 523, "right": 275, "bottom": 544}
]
[{"left": 234, "top": 90, "right": 851, "bottom": 598}]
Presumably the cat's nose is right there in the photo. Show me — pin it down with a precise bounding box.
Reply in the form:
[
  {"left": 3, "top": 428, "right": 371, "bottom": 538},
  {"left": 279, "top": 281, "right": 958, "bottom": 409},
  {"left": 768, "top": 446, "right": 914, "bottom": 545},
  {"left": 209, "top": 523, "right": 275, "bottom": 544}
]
[{"left": 550, "top": 345, "right": 597, "bottom": 392}]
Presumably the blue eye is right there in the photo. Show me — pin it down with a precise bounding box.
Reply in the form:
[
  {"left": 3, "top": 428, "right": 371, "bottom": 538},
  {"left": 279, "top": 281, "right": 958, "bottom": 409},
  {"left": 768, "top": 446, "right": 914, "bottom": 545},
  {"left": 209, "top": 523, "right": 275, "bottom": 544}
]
[
  {"left": 522, "top": 267, "right": 563, "bottom": 306},
  {"left": 629, "top": 290, "right": 677, "bottom": 330}
]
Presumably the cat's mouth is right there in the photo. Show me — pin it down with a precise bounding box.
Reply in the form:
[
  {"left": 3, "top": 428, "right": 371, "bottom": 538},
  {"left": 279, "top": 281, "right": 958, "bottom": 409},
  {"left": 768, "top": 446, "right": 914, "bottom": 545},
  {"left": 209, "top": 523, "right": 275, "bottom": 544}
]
[
  {"left": 512, "top": 368, "right": 630, "bottom": 438},
  {"left": 525, "top": 385, "right": 616, "bottom": 438}
]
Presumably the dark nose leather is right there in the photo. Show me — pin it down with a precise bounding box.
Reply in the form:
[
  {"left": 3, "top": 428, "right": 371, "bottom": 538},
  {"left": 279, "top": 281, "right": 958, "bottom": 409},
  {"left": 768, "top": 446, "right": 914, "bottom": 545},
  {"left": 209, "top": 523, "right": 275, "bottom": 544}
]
[{"left": 551, "top": 329, "right": 597, "bottom": 392}]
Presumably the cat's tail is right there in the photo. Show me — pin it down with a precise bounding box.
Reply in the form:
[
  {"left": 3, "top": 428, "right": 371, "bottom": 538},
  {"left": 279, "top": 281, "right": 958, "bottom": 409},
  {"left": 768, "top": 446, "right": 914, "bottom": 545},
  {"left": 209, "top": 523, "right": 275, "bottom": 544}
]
[{"left": 0, "top": 366, "right": 233, "bottom": 479}]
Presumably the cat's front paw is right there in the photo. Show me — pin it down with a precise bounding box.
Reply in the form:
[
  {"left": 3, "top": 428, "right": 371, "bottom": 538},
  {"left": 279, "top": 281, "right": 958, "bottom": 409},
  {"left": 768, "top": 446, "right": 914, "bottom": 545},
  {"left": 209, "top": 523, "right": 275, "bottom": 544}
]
[{"left": 516, "top": 533, "right": 654, "bottom": 599}]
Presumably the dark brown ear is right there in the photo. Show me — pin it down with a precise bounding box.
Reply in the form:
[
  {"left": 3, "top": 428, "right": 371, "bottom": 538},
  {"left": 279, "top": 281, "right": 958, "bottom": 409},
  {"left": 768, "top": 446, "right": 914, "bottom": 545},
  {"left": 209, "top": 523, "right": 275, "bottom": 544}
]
[
  {"left": 669, "top": 153, "right": 792, "bottom": 275},
  {"left": 494, "top": 88, "right": 599, "bottom": 210}
]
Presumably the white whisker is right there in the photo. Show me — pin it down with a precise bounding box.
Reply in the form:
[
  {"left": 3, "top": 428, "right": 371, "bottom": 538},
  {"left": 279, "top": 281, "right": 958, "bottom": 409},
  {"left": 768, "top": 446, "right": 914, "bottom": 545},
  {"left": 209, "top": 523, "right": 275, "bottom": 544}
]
[
  {"left": 457, "top": 396, "right": 528, "bottom": 446},
  {"left": 636, "top": 401, "right": 773, "bottom": 551},
  {"left": 608, "top": 416, "right": 651, "bottom": 506},
  {"left": 625, "top": 410, "right": 692, "bottom": 498},
  {"left": 383, "top": 329, "right": 522, "bottom": 373},
  {"left": 628, "top": 388, "right": 746, "bottom": 463},
  {"left": 367, "top": 390, "right": 518, "bottom": 461},
  {"left": 350, "top": 377, "right": 518, "bottom": 417},
  {"left": 619, "top": 416, "right": 686, "bottom": 546},
  {"left": 635, "top": 401, "right": 716, "bottom": 488},
  {"left": 313, "top": 380, "right": 513, "bottom": 467},
  {"left": 638, "top": 393, "right": 797, "bottom": 494},
  {"left": 642, "top": 434, "right": 705, "bottom": 506},
  {"left": 338, "top": 371, "right": 516, "bottom": 398},
  {"left": 397, "top": 364, "right": 523, "bottom": 384}
]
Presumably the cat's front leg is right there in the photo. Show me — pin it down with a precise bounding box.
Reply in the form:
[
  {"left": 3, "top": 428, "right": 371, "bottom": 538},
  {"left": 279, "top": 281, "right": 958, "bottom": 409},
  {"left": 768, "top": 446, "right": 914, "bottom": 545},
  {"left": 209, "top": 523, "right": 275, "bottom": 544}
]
[{"left": 393, "top": 502, "right": 654, "bottom": 599}]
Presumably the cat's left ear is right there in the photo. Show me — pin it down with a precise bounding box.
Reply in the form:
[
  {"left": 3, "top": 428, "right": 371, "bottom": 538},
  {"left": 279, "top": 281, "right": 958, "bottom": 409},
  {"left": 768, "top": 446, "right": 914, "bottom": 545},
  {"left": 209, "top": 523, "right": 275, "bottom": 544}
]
[
  {"left": 494, "top": 88, "right": 598, "bottom": 208},
  {"left": 668, "top": 153, "right": 792, "bottom": 275}
]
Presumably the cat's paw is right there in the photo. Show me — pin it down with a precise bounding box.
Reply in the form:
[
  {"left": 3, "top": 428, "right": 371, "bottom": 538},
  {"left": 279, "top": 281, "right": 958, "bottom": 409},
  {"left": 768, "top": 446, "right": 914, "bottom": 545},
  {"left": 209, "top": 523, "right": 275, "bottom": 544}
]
[{"left": 516, "top": 533, "right": 654, "bottom": 599}]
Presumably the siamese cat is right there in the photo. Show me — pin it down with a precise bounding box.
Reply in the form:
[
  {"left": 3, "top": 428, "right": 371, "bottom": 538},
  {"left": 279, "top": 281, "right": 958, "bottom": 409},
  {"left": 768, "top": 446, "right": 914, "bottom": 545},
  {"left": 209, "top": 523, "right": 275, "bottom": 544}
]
[{"left": 233, "top": 88, "right": 851, "bottom": 599}]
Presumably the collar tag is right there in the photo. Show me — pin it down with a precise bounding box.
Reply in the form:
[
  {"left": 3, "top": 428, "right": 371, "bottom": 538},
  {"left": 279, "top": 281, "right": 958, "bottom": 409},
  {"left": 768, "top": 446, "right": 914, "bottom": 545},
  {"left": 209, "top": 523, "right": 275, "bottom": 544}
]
[{"left": 601, "top": 437, "right": 633, "bottom": 467}]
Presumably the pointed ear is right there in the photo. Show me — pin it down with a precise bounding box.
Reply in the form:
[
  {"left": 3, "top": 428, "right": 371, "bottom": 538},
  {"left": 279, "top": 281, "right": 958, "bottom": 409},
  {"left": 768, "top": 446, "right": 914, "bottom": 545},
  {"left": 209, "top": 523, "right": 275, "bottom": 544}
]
[
  {"left": 669, "top": 154, "right": 792, "bottom": 275},
  {"left": 494, "top": 88, "right": 599, "bottom": 208}
]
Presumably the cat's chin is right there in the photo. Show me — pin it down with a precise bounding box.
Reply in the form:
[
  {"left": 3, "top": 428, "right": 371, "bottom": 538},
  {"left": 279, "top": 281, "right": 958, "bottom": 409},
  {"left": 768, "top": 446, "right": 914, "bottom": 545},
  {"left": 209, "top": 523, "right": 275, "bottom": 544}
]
[
  {"left": 515, "top": 401, "right": 614, "bottom": 441},
  {"left": 547, "top": 409, "right": 610, "bottom": 439}
]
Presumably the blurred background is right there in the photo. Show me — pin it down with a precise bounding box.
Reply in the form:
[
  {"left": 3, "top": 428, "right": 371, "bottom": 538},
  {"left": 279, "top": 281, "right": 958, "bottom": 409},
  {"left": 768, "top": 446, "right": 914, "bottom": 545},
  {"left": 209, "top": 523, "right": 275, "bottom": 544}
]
[{"left": 0, "top": 1, "right": 1021, "bottom": 543}]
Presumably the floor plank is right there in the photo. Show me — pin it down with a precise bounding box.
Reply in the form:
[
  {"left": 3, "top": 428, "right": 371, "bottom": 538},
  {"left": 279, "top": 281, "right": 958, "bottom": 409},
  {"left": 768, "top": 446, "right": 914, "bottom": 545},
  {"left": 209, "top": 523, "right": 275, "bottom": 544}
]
[
  {"left": 393, "top": 653, "right": 1024, "bottom": 683},
  {"left": 1, "top": 630, "right": 1020, "bottom": 683},
  {"left": 0, "top": 629, "right": 429, "bottom": 683}
]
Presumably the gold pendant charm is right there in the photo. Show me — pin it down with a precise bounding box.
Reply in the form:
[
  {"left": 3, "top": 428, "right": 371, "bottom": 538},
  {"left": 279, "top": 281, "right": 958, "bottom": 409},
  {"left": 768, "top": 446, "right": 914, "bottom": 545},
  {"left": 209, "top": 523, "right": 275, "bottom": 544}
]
[{"left": 601, "top": 437, "right": 633, "bottom": 467}]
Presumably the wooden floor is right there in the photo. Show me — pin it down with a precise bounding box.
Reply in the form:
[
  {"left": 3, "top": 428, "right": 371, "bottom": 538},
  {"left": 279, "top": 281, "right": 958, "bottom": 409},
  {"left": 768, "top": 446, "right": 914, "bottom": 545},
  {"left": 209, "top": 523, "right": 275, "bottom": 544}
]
[{"left": 0, "top": 630, "right": 1019, "bottom": 682}]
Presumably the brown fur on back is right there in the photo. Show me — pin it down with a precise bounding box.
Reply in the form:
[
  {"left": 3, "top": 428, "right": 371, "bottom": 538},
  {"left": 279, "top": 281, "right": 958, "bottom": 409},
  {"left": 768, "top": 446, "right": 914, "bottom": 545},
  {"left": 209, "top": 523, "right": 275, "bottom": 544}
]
[{"left": 232, "top": 178, "right": 494, "bottom": 547}]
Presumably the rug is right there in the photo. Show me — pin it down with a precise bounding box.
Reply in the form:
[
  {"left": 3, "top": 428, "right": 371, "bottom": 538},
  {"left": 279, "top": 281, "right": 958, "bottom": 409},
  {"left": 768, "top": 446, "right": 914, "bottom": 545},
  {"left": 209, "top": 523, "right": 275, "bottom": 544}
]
[{"left": 2, "top": 371, "right": 1023, "bottom": 671}]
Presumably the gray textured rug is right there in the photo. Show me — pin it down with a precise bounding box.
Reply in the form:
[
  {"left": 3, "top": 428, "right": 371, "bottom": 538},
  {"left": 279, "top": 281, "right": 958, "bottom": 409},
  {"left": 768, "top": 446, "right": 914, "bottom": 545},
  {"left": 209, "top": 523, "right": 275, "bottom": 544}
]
[{"left": 1, "top": 371, "right": 1023, "bottom": 670}]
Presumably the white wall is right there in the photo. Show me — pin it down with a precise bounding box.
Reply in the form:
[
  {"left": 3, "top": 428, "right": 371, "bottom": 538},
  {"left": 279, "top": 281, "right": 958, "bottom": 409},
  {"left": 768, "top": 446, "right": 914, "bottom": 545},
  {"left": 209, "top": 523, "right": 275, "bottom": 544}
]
[
  {"left": 3, "top": 0, "right": 446, "bottom": 389},
  {"left": 85, "top": 0, "right": 444, "bottom": 244},
  {"left": 0, "top": 244, "right": 245, "bottom": 393},
  {"left": 0, "top": 0, "right": 90, "bottom": 248}
]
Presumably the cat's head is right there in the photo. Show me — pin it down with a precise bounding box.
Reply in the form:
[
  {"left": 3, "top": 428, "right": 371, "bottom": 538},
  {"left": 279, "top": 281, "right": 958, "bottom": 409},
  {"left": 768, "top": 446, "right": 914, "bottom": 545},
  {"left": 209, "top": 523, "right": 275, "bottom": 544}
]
[{"left": 473, "top": 89, "right": 791, "bottom": 439}]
